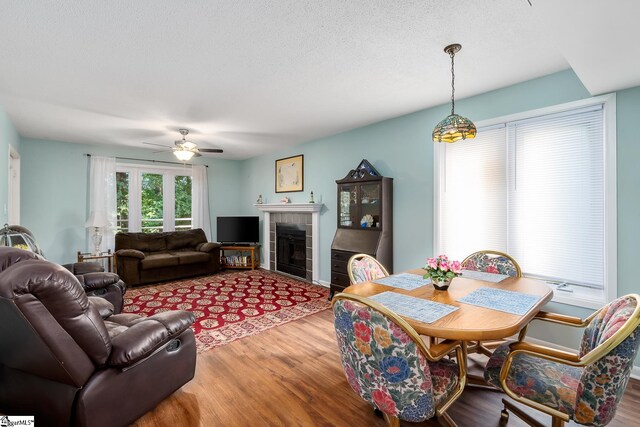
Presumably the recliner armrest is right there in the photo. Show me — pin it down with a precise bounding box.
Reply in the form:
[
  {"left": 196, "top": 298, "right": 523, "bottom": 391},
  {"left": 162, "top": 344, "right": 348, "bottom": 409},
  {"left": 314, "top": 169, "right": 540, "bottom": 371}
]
[
  {"left": 81, "top": 272, "right": 123, "bottom": 292},
  {"left": 116, "top": 249, "right": 145, "bottom": 259},
  {"left": 88, "top": 296, "right": 115, "bottom": 318},
  {"left": 196, "top": 242, "right": 221, "bottom": 253},
  {"left": 107, "top": 311, "right": 195, "bottom": 367}
]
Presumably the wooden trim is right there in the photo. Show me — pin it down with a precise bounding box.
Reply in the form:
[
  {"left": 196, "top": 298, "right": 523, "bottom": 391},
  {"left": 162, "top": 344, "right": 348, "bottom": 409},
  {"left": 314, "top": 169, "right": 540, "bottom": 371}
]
[{"left": 534, "top": 311, "right": 591, "bottom": 326}]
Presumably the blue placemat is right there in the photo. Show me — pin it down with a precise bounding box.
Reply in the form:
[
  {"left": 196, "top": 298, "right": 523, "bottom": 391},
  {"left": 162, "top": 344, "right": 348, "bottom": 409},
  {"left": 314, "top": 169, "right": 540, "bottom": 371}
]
[
  {"left": 373, "top": 273, "right": 432, "bottom": 290},
  {"left": 457, "top": 287, "right": 541, "bottom": 315},
  {"left": 370, "top": 291, "right": 458, "bottom": 323},
  {"left": 460, "top": 269, "right": 510, "bottom": 283}
]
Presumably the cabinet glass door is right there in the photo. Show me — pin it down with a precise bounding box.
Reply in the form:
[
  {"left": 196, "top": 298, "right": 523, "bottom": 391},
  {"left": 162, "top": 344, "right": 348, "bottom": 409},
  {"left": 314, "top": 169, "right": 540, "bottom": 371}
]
[
  {"left": 359, "top": 183, "right": 381, "bottom": 228},
  {"left": 339, "top": 184, "right": 357, "bottom": 227}
]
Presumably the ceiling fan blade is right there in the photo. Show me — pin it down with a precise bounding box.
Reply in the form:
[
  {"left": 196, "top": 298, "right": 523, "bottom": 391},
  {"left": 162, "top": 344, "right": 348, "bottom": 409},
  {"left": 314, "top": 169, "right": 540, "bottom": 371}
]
[
  {"left": 193, "top": 152, "right": 202, "bottom": 157},
  {"left": 152, "top": 149, "right": 171, "bottom": 154},
  {"left": 143, "top": 141, "right": 172, "bottom": 148},
  {"left": 199, "top": 148, "right": 224, "bottom": 153}
]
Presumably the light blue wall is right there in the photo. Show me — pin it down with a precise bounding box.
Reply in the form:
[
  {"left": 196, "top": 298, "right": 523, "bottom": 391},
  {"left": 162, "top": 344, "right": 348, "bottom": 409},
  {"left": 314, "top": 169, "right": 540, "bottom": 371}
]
[
  {"left": 20, "top": 138, "right": 243, "bottom": 264},
  {"left": 240, "top": 69, "right": 592, "bottom": 282},
  {"left": 239, "top": 69, "right": 640, "bottom": 364},
  {"left": 0, "top": 106, "right": 20, "bottom": 224}
]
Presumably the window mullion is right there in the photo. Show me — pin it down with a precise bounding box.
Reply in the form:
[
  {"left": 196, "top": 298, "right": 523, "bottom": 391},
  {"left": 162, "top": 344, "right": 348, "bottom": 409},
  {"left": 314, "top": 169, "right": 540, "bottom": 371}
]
[
  {"left": 164, "top": 173, "right": 175, "bottom": 232},
  {"left": 129, "top": 171, "right": 142, "bottom": 232}
]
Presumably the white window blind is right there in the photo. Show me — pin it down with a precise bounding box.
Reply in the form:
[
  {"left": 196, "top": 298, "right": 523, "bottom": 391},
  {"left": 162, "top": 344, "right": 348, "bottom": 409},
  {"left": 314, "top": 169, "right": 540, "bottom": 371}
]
[
  {"left": 508, "top": 106, "right": 604, "bottom": 288},
  {"left": 437, "top": 102, "right": 608, "bottom": 291},
  {"left": 438, "top": 126, "right": 507, "bottom": 262}
]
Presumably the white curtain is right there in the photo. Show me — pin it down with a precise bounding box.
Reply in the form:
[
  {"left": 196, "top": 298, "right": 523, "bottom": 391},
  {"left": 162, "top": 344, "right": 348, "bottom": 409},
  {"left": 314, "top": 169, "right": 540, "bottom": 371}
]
[
  {"left": 191, "top": 165, "right": 212, "bottom": 240},
  {"left": 87, "top": 156, "right": 117, "bottom": 252}
]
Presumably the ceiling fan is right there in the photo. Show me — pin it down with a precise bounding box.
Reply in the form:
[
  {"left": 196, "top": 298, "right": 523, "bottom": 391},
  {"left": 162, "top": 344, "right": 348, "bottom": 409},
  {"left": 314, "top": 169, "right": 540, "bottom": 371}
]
[{"left": 143, "top": 129, "right": 223, "bottom": 161}]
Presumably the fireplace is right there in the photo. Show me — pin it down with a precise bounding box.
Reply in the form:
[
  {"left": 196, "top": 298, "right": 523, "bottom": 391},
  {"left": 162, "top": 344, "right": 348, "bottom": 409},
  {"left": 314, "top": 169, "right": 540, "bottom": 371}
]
[
  {"left": 276, "top": 223, "right": 307, "bottom": 279},
  {"left": 255, "top": 203, "right": 322, "bottom": 284}
]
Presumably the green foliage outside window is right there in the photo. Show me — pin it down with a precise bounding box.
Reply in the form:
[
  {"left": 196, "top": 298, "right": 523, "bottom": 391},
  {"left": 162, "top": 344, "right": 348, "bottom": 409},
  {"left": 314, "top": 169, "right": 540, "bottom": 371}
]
[
  {"left": 175, "top": 176, "right": 192, "bottom": 230},
  {"left": 116, "top": 172, "right": 129, "bottom": 232},
  {"left": 116, "top": 170, "right": 193, "bottom": 233},
  {"left": 142, "top": 173, "right": 163, "bottom": 232}
]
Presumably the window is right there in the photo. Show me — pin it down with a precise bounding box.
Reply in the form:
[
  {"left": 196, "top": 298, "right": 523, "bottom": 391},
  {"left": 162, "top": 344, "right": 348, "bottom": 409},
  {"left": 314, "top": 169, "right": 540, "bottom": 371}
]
[
  {"left": 435, "top": 94, "right": 616, "bottom": 308},
  {"left": 174, "top": 175, "right": 192, "bottom": 230},
  {"left": 117, "top": 164, "right": 193, "bottom": 233}
]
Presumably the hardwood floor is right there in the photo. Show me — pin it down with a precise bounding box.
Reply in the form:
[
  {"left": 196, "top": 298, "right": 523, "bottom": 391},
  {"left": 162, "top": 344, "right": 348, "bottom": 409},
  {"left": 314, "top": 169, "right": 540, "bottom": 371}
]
[{"left": 134, "top": 309, "right": 640, "bottom": 427}]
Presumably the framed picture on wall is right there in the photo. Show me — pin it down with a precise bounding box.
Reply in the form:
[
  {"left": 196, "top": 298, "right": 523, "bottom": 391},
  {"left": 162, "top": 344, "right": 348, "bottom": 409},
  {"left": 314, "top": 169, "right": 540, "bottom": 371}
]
[{"left": 275, "top": 154, "right": 304, "bottom": 193}]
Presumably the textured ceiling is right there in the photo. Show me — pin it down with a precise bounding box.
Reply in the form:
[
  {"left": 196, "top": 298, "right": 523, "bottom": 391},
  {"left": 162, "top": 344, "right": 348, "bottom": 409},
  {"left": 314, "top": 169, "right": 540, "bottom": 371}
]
[{"left": 0, "top": 1, "right": 633, "bottom": 160}]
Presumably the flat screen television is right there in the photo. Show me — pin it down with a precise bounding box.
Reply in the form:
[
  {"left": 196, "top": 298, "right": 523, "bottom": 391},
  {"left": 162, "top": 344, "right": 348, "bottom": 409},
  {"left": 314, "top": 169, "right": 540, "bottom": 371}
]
[{"left": 216, "top": 216, "right": 259, "bottom": 244}]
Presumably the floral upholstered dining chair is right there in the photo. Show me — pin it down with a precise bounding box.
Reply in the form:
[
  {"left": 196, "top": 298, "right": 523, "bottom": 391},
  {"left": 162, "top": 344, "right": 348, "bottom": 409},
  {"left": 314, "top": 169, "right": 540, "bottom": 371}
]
[
  {"left": 347, "top": 254, "right": 390, "bottom": 285},
  {"left": 332, "top": 293, "right": 466, "bottom": 426},
  {"left": 461, "top": 250, "right": 522, "bottom": 356},
  {"left": 460, "top": 250, "right": 522, "bottom": 278},
  {"left": 484, "top": 294, "right": 640, "bottom": 427}
]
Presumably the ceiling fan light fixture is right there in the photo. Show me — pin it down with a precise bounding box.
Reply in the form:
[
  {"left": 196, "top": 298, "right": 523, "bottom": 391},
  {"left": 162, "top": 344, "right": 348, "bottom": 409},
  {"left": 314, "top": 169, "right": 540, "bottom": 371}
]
[
  {"left": 432, "top": 43, "right": 476, "bottom": 143},
  {"left": 181, "top": 141, "right": 197, "bottom": 150},
  {"left": 174, "top": 148, "right": 195, "bottom": 161}
]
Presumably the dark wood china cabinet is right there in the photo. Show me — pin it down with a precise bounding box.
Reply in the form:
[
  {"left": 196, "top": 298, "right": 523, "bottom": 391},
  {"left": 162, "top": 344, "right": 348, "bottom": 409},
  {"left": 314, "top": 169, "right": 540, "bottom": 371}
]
[{"left": 329, "top": 159, "right": 393, "bottom": 299}]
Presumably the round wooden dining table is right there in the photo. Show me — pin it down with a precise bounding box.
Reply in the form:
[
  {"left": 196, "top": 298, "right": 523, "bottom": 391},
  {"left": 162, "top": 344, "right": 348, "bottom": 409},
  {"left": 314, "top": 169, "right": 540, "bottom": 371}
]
[{"left": 341, "top": 269, "right": 553, "bottom": 341}]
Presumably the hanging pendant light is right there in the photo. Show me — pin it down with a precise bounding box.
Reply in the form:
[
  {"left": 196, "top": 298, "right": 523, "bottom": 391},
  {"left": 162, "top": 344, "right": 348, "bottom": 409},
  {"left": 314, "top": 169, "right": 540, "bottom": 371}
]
[{"left": 432, "top": 43, "right": 476, "bottom": 143}]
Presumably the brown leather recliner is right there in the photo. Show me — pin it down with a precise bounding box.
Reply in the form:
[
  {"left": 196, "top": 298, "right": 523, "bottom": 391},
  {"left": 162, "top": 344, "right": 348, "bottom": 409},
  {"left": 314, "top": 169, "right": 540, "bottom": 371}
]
[
  {"left": 2, "top": 224, "right": 127, "bottom": 312},
  {"left": 0, "top": 247, "right": 197, "bottom": 427},
  {"left": 63, "top": 261, "right": 127, "bottom": 313}
]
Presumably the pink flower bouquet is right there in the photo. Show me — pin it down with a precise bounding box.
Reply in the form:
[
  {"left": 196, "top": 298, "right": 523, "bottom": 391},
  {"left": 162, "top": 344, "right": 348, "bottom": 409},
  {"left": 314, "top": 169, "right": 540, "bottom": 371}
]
[{"left": 423, "top": 255, "right": 462, "bottom": 289}]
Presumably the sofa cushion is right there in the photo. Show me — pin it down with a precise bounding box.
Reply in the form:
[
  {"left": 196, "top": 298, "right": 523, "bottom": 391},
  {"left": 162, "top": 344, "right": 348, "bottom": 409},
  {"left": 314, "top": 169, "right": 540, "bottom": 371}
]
[
  {"left": 172, "top": 251, "right": 210, "bottom": 266},
  {"left": 140, "top": 253, "right": 180, "bottom": 270},
  {"left": 116, "top": 232, "right": 167, "bottom": 253},
  {"left": 166, "top": 229, "right": 207, "bottom": 250}
]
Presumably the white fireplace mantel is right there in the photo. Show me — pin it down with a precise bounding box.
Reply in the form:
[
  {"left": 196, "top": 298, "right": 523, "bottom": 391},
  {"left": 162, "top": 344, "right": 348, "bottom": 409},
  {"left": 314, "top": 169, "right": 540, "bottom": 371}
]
[
  {"left": 255, "top": 203, "right": 323, "bottom": 213},
  {"left": 255, "top": 203, "right": 323, "bottom": 283}
]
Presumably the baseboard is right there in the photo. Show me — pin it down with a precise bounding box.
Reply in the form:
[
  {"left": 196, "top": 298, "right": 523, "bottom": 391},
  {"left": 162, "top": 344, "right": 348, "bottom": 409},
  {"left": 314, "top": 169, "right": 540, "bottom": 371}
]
[
  {"left": 633, "top": 366, "right": 640, "bottom": 381},
  {"left": 260, "top": 265, "right": 330, "bottom": 289},
  {"left": 527, "top": 337, "right": 640, "bottom": 380}
]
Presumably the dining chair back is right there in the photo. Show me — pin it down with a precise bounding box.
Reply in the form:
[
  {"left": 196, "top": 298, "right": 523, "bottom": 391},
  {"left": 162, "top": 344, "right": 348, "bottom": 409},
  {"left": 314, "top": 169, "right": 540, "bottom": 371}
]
[
  {"left": 347, "top": 254, "right": 389, "bottom": 284},
  {"left": 332, "top": 293, "right": 465, "bottom": 426},
  {"left": 461, "top": 250, "right": 522, "bottom": 277},
  {"left": 461, "top": 250, "right": 522, "bottom": 357},
  {"left": 484, "top": 294, "right": 640, "bottom": 427},
  {"left": 574, "top": 295, "right": 640, "bottom": 426}
]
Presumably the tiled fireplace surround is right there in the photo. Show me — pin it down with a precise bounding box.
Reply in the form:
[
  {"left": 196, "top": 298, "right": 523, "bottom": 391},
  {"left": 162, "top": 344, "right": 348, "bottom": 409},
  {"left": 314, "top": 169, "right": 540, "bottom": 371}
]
[
  {"left": 270, "top": 212, "right": 312, "bottom": 280},
  {"left": 255, "top": 203, "right": 323, "bottom": 284}
]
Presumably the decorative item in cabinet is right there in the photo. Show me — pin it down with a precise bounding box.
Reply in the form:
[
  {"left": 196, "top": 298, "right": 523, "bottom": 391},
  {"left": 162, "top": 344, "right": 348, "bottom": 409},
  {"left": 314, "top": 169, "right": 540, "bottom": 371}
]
[{"left": 330, "top": 159, "right": 393, "bottom": 299}]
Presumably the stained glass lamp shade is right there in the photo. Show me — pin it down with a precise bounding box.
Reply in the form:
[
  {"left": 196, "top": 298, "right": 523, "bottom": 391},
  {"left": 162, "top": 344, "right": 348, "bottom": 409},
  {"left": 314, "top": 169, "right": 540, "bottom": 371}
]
[
  {"left": 432, "top": 43, "right": 476, "bottom": 143},
  {"left": 432, "top": 113, "right": 477, "bottom": 143}
]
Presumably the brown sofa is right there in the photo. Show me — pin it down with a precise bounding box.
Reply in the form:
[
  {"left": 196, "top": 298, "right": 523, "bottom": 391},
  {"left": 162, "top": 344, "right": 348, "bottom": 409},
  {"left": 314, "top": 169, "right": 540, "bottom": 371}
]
[
  {"left": 0, "top": 247, "right": 197, "bottom": 426},
  {"left": 115, "top": 228, "right": 221, "bottom": 286}
]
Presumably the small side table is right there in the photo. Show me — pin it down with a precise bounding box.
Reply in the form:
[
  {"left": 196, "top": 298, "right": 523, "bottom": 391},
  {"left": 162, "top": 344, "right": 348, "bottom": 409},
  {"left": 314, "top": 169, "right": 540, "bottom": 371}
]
[
  {"left": 77, "top": 249, "right": 116, "bottom": 273},
  {"left": 219, "top": 245, "right": 261, "bottom": 270}
]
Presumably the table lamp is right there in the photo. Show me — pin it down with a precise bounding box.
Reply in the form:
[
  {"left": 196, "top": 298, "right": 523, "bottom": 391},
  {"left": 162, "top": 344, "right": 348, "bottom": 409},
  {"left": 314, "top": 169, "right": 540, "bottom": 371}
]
[{"left": 85, "top": 211, "right": 111, "bottom": 255}]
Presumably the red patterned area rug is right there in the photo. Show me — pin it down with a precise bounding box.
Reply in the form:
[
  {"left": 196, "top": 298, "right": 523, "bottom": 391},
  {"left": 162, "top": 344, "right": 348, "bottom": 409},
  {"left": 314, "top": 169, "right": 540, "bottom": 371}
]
[{"left": 122, "top": 269, "right": 330, "bottom": 353}]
